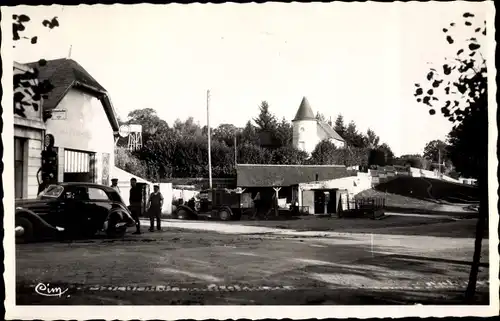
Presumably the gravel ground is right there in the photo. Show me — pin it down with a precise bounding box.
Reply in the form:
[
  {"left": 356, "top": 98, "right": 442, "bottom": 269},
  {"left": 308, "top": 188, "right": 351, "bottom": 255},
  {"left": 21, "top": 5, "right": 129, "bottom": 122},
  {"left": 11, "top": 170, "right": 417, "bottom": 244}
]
[{"left": 15, "top": 218, "right": 490, "bottom": 306}]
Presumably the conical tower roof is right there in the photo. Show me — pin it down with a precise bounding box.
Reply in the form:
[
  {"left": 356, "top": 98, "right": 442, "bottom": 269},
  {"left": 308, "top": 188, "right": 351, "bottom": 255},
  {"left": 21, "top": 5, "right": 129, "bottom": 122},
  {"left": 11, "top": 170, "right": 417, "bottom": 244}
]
[{"left": 292, "top": 96, "right": 316, "bottom": 121}]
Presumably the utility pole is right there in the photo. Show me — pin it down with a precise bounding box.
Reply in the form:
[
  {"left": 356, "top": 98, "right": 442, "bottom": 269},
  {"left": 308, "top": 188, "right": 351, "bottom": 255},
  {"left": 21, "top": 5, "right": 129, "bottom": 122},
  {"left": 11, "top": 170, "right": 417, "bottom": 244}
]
[
  {"left": 234, "top": 134, "right": 237, "bottom": 165},
  {"left": 207, "top": 90, "right": 212, "bottom": 189}
]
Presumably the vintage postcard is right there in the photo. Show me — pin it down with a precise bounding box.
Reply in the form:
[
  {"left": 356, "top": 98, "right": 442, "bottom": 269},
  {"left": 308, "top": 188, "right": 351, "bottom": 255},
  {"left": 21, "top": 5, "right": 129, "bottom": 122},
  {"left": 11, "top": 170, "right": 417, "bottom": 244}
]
[{"left": 2, "top": 1, "right": 498, "bottom": 319}]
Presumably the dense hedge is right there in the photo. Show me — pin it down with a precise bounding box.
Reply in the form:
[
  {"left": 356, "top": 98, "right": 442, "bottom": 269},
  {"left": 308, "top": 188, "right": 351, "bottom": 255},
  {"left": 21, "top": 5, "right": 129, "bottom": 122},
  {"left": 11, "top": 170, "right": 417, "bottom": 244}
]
[
  {"left": 114, "top": 108, "right": 395, "bottom": 180},
  {"left": 310, "top": 140, "right": 369, "bottom": 167}
]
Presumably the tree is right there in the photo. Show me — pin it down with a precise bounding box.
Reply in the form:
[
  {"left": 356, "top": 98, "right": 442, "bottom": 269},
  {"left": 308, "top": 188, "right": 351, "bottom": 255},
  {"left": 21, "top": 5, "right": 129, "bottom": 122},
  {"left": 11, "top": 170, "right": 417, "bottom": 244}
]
[
  {"left": 237, "top": 142, "right": 272, "bottom": 164},
  {"left": 240, "top": 120, "right": 259, "bottom": 145},
  {"left": 115, "top": 147, "right": 147, "bottom": 178},
  {"left": 13, "top": 14, "right": 59, "bottom": 45},
  {"left": 138, "top": 130, "right": 180, "bottom": 179},
  {"left": 333, "top": 114, "right": 346, "bottom": 137},
  {"left": 368, "top": 149, "right": 386, "bottom": 167},
  {"left": 127, "top": 108, "right": 169, "bottom": 133},
  {"left": 173, "top": 117, "right": 203, "bottom": 137},
  {"left": 275, "top": 117, "right": 293, "bottom": 147},
  {"left": 394, "top": 154, "right": 430, "bottom": 170},
  {"left": 377, "top": 143, "right": 395, "bottom": 165},
  {"left": 271, "top": 145, "right": 308, "bottom": 165},
  {"left": 315, "top": 112, "right": 326, "bottom": 122},
  {"left": 213, "top": 123, "right": 238, "bottom": 147},
  {"left": 446, "top": 107, "right": 486, "bottom": 178},
  {"left": 13, "top": 13, "right": 60, "bottom": 189},
  {"left": 414, "top": 12, "right": 487, "bottom": 302},
  {"left": 253, "top": 101, "right": 281, "bottom": 149},
  {"left": 364, "top": 128, "right": 380, "bottom": 148},
  {"left": 120, "top": 108, "right": 170, "bottom": 147},
  {"left": 423, "top": 139, "right": 450, "bottom": 172},
  {"left": 13, "top": 14, "right": 60, "bottom": 121},
  {"left": 253, "top": 101, "right": 278, "bottom": 131},
  {"left": 344, "top": 121, "right": 366, "bottom": 147},
  {"left": 310, "top": 140, "right": 338, "bottom": 165},
  {"left": 209, "top": 140, "right": 235, "bottom": 177}
]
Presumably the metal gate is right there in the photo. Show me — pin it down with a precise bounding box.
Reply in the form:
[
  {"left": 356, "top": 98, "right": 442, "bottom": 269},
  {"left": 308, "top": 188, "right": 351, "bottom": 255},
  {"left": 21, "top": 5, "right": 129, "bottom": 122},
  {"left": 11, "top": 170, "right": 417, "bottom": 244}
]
[{"left": 63, "top": 149, "right": 96, "bottom": 183}]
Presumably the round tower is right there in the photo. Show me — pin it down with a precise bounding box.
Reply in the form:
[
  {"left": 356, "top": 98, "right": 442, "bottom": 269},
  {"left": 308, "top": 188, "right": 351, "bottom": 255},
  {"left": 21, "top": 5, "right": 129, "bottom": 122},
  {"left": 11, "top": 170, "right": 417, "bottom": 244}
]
[{"left": 292, "top": 96, "right": 318, "bottom": 155}]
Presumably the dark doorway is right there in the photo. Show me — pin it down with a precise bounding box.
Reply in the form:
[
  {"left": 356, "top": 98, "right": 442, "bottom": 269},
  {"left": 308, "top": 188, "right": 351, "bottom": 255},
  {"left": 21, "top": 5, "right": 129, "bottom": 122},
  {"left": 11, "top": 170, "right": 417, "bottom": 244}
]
[
  {"left": 314, "top": 191, "right": 326, "bottom": 214},
  {"left": 327, "top": 189, "right": 337, "bottom": 214}
]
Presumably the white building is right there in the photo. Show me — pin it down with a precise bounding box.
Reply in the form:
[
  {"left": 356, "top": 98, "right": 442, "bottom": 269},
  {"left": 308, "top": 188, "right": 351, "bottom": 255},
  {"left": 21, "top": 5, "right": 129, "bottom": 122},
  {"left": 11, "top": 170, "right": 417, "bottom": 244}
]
[
  {"left": 292, "top": 97, "right": 346, "bottom": 155},
  {"left": 23, "top": 58, "right": 119, "bottom": 188}
]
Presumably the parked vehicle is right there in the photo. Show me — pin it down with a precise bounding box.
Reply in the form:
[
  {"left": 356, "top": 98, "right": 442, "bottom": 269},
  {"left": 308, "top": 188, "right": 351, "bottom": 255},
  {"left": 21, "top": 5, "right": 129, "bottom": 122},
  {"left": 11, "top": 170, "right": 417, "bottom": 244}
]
[
  {"left": 172, "top": 188, "right": 243, "bottom": 221},
  {"left": 15, "top": 182, "right": 136, "bottom": 243}
]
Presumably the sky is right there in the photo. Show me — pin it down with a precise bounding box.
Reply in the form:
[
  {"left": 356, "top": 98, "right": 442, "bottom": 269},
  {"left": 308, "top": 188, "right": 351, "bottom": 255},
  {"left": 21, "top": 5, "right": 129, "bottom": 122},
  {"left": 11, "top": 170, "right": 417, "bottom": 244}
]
[{"left": 5, "top": 2, "right": 493, "bottom": 156}]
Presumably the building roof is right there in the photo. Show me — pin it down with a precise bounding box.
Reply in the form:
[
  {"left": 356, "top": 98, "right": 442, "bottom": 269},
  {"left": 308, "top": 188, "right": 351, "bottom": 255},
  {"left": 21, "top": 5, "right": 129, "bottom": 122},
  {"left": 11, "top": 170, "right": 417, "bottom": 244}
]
[
  {"left": 24, "top": 58, "right": 119, "bottom": 131},
  {"left": 236, "top": 164, "right": 354, "bottom": 187},
  {"left": 317, "top": 120, "right": 345, "bottom": 142},
  {"left": 292, "top": 96, "right": 316, "bottom": 121}
]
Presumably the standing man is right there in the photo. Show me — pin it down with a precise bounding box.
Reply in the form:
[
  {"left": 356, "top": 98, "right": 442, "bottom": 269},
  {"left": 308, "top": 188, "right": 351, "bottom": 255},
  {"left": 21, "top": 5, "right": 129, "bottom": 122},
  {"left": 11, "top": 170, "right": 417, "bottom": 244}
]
[
  {"left": 110, "top": 178, "right": 121, "bottom": 194},
  {"left": 147, "top": 185, "right": 164, "bottom": 232},
  {"left": 129, "top": 178, "right": 142, "bottom": 235}
]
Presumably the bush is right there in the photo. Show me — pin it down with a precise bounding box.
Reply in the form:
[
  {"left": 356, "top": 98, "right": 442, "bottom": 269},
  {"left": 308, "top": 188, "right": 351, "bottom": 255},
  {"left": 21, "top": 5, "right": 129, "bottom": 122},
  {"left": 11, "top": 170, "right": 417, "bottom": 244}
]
[
  {"left": 115, "top": 147, "right": 148, "bottom": 178},
  {"left": 237, "top": 142, "right": 272, "bottom": 164},
  {"left": 310, "top": 140, "right": 369, "bottom": 166},
  {"left": 368, "top": 149, "right": 386, "bottom": 166},
  {"left": 271, "top": 145, "right": 309, "bottom": 165}
]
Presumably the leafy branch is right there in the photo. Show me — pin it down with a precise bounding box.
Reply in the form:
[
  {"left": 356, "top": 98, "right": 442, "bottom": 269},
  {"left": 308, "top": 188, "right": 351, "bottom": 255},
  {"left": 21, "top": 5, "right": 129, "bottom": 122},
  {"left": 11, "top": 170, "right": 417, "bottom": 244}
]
[
  {"left": 414, "top": 12, "right": 487, "bottom": 125},
  {"left": 12, "top": 14, "right": 60, "bottom": 120}
]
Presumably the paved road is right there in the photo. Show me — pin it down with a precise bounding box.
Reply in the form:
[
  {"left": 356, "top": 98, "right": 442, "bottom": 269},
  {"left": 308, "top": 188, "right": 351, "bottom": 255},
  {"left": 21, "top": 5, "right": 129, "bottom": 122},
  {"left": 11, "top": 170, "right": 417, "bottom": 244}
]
[{"left": 15, "top": 220, "right": 490, "bottom": 305}]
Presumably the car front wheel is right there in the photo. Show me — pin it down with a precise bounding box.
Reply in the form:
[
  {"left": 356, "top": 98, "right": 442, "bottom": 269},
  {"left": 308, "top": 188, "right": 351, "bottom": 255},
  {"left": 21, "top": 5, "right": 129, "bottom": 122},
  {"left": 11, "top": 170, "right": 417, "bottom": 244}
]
[
  {"left": 15, "top": 217, "right": 35, "bottom": 244},
  {"left": 105, "top": 212, "right": 127, "bottom": 238},
  {"left": 177, "top": 209, "right": 188, "bottom": 220}
]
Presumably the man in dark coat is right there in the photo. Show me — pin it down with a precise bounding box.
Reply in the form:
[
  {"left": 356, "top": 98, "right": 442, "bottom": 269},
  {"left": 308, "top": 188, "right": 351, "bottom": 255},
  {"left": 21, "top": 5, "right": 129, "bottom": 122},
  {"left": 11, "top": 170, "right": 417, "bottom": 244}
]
[{"left": 129, "top": 178, "right": 142, "bottom": 234}]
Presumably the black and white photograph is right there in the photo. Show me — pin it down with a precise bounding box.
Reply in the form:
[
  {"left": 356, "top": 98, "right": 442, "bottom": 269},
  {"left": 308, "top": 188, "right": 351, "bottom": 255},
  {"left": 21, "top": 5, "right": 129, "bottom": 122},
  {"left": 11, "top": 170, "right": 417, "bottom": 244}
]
[{"left": 2, "top": 1, "right": 498, "bottom": 319}]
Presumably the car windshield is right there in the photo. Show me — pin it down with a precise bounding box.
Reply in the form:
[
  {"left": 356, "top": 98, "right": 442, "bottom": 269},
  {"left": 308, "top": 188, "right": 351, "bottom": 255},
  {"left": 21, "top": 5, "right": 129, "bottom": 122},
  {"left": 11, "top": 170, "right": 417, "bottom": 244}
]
[{"left": 38, "top": 185, "right": 64, "bottom": 199}]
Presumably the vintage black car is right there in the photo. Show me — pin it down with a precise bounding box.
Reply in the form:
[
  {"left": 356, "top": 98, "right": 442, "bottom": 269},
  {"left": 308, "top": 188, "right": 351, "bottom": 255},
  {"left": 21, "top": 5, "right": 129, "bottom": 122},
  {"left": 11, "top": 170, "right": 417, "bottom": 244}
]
[{"left": 15, "top": 182, "right": 136, "bottom": 243}]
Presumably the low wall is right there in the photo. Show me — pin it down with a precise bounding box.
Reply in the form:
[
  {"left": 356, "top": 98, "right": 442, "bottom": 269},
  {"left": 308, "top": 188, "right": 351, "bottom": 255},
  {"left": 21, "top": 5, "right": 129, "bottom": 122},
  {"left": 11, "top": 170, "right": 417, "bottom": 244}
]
[
  {"left": 158, "top": 183, "right": 173, "bottom": 215},
  {"left": 368, "top": 166, "right": 460, "bottom": 185}
]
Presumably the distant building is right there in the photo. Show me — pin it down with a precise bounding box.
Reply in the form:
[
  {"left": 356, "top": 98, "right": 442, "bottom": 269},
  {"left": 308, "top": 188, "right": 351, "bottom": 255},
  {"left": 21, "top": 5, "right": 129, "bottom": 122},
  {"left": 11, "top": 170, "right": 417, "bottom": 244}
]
[
  {"left": 292, "top": 96, "right": 346, "bottom": 155},
  {"left": 236, "top": 163, "right": 354, "bottom": 214}
]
